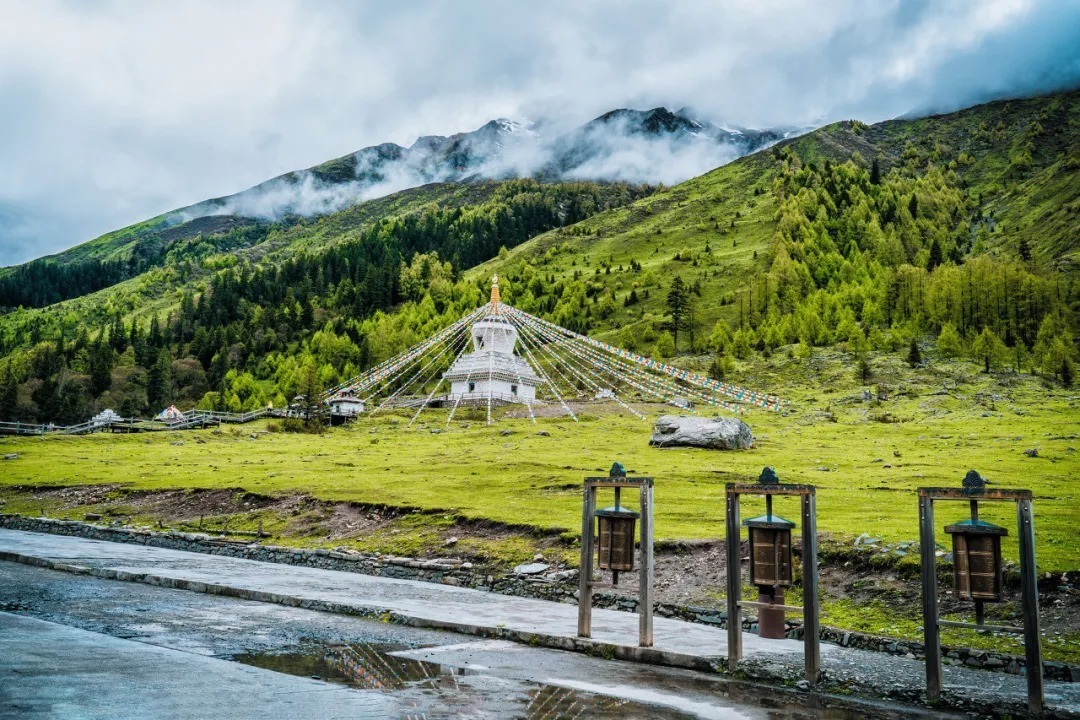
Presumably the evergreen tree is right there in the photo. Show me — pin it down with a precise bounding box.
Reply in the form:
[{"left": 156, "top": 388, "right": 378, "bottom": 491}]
[
  {"left": 971, "top": 327, "right": 1007, "bottom": 373},
  {"left": 857, "top": 355, "right": 873, "bottom": 383},
  {"left": 927, "top": 239, "right": 943, "bottom": 270},
  {"left": 870, "top": 157, "right": 881, "bottom": 185},
  {"left": 936, "top": 323, "right": 962, "bottom": 358},
  {"left": 300, "top": 362, "right": 324, "bottom": 429},
  {"left": 907, "top": 338, "right": 923, "bottom": 368},
  {"left": 1018, "top": 237, "right": 1032, "bottom": 263},
  {"left": 147, "top": 349, "right": 173, "bottom": 411},
  {"left": 665, "top": 277, "right": 689, "bottom": 350}
]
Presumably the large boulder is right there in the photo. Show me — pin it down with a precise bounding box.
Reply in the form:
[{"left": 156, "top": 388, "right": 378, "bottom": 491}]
[{"left": 649, "top": 415, "right": 753, "bottom": 450}]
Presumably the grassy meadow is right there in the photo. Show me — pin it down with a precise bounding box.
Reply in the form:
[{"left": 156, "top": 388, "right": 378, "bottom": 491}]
[{"left": 2, "top": 349, "right": 1077, "bottom": 573}]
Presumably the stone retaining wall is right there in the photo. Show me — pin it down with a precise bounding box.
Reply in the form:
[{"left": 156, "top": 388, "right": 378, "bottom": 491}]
[{"left": 1, "top": 513, "right": 1073, "bottom": 682}]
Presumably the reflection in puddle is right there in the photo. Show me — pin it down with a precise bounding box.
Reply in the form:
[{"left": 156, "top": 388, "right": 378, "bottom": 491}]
[
  {"left": 232, "top": 640, "right": 933, "bottom": 720},
  {"left": 232, "top": 639, "right": 696, "bottom": 719}
]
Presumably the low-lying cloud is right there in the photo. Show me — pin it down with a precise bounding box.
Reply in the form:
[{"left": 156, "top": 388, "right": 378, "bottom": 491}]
[{"left": 1, "top": 0, "right": 1077, "bottom": 263}]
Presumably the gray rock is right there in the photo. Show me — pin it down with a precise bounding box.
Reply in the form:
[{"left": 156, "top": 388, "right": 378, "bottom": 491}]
[
  {"left": 649, "top": 415, "right": 753, "bottom": 450},
  {"left": 1023, "top": 448, "right": 1038, "bottom": 457},
  {"left": 3, "top": 453, "right": 18, "bottom": 460},
  {"left": 513, "top": 562, "right": 549, "bottom": 575}
]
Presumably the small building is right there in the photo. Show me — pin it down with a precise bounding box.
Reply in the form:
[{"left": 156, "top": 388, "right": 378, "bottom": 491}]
[{"left": 328, "top": 393, "right": 365, "bottom": 424}]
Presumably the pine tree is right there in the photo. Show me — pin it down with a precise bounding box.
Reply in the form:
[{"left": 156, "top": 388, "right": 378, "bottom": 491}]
[
  {"left": 936, "top": 323, "right": 962, "bottom": 358},
  {"left": 927, "top": 238, "right": 943, "bottom": 270},
  {"left": 907, "top": 338, "right": 923, "bottom": 368},
  {"left": 870, "top": 157, "right": 881, "bottom": 185},
  {"left": 300, "top": 363, "right": 324, "bottom": 429},
  {"left": 857, "top": 355, "right": 873, "bottom": 383},
  {"left": 1018, "top": 237, "right": 1032, "bottom": 263},
  {"left": 147, "top": 349, "right": 172, "bottom": 410},
  {"left": 665, "top": 277, "right": 689, "bottom": 351}
]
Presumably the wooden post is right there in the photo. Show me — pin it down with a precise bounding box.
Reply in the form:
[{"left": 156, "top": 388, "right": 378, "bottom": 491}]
[
  {"left": 639, "top": 482, "right": 654, "bottom": 647},
  {"left": 801, "top": 491, "right": 820, "bottom": 685},
  {"left": 1017, "top": 498, "right": 1043, "bottom": 714},
  {"left": 577, "top": 484, "right": 595, "bottom": 637},
  {"left": 725, "top": 489, "right": 742, "bottom": 671},
  {"left": 919, "top": 493, "right": 942, "bottom": 702}
]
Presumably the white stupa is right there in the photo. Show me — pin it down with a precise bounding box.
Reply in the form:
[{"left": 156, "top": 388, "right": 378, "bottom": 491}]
[
  {"left": 324, "top": 275, "right": 786, "bottom": 426},
  {"left": 442, "top": 275, "right": 542, "bottom": 405}
]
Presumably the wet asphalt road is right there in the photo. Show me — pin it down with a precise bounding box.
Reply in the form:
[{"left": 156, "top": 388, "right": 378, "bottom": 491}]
[{"left": 0, "top": 562, "right": 772, "bottom": 720}]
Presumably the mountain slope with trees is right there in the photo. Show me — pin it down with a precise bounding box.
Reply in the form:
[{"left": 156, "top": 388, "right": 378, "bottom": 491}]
[
  {"left": 474, "top": 90, "right": 1078, "bottom": 384},
  {"left": 0, "top": 90, "right": 1076, "bottom": 423}
]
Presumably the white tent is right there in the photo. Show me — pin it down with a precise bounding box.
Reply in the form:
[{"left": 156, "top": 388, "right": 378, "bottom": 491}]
[{"left": 155, "top": 405, "right": 185, "bottom": 423}]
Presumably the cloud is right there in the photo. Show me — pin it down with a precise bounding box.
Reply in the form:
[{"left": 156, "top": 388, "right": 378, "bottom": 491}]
[{"left": 0, "top": 0, "right": 1077, "bottom": 263}]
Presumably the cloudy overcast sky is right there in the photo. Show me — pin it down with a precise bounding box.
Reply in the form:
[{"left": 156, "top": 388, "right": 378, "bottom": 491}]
[{"left": 1, "top": 0, "right": 1078, "bottom": 265}]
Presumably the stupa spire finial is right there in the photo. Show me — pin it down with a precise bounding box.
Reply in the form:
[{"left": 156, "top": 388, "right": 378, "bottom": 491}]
[{"left": 490, "top": 274, "right": 500, "bottom": 309}]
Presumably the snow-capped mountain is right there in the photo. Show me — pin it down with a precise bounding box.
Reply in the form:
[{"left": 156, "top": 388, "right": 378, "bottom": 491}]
[{"left": 176, "top": 108, "right": 791, "bottom": 223}]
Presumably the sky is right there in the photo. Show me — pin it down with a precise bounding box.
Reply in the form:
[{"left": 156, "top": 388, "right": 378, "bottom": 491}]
[{"left": 1, "top": 0, "right": 1078, "bottom": 265}]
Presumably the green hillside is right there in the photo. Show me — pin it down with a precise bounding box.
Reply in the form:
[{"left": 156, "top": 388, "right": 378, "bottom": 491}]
[
  {"left": 475, "top": 91, "right": 1078, "bottom": 372},
  {"left": 0, "top": 90, "right": 1076, "bottom": 423}
]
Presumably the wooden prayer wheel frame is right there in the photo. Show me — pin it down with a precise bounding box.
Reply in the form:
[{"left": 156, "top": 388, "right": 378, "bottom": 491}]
[
  {"left": 918, "top": 482, "right": 1042, "bottom": 714},
  {"left": 726, "top": 474, "right": 820, "bottom": 686},
  {"left": 578, "top": 463, "right": 654, "bottom": 647}
]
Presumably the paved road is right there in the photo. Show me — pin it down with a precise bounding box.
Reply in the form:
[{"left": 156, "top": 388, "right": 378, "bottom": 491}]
[
  {"left": 0, "top": 561, "right": 858, "bottom": 720},
  {"left": 1, "top": 528, "right": 1075, "bottom": 718}
]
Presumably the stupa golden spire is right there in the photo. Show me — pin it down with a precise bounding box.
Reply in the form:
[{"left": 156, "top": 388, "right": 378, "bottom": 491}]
[{"left": 490, "top": 274, "right": 501, "bottom": 309}]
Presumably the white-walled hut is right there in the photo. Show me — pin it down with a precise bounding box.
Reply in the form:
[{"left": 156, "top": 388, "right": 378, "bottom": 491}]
[{"left": 327, "top": 392, "right": 365, "bottom": 424}]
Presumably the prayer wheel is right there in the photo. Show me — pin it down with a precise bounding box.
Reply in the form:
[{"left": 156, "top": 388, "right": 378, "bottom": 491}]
[
  {"left": 945, "top": 518, "right": 1008, "bottom": 602},
  {"left": 744, "top": 514, "right": 795, "bottom": 588},
  {"left": 596, "top": 505, "right": 639, "bottom": 572},
  {"left": 744, "top": 511, "right": 795, "bottom": 639}
]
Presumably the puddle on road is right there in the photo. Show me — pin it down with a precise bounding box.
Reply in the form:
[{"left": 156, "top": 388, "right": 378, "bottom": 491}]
[
  {"left": 232, "top": 639, "right": 932, "bottom": 720},
  {"left": 233, "top": 639, "right": 704, "bottom": 719}
]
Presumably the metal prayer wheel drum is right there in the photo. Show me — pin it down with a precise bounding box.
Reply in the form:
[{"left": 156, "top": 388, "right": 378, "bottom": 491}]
[
  {"left": 945, "top": 519, "right": 1008, "bottom": 602},
  {"left": 596, "top": 505, "right": 639, "bottom": 571},
  {"left": 744, "top": 514, "right": 795, "bottom": 588}
]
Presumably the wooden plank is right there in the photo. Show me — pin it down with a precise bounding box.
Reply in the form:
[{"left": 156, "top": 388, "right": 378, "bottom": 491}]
[
  {"left": 725, "top": 490, "right": 742, "bottom": 671},
  {"left": 639, "top": 483, "right": 654, "bottom": 648},
  {"left": 919, "top": 494, "right": 942, "bottom": 702},
  {"left": 938, "top": 620, "right": 1023, "bottom": 634},
  {"left": 577, "top": 485, "right": 595, "bottom": 638},
  {"left": 802, "top": 492, "right": 820, "bottom": 685},
  {"left": 584, "top": 478, "right": 654, "bottom": 488},
  {"left": 736, "top": 601, "right": 804, "bottom": 614},
  {"left": 1017, "top": 498, "right": 1044, "bottom": 714},
  {"left": 726, "top": 483, "right": 815, "bottom": 496},
  {"left": 919, "top": 487, "right": 1032, "bottom": 501}
]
